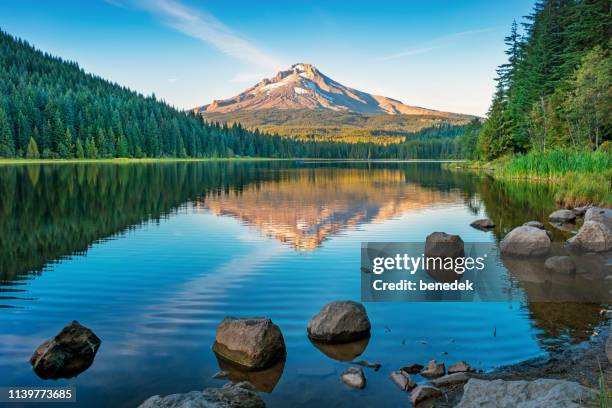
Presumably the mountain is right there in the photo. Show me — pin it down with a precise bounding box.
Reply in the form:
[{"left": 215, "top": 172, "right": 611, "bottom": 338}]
[{"left": 194, "top": 63, "right": 475, "bottom": 142}]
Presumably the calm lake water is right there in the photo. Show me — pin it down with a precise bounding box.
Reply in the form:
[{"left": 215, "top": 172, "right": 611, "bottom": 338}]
[{"left": 0, "top": 161, "right": 608, "bottom": 407}]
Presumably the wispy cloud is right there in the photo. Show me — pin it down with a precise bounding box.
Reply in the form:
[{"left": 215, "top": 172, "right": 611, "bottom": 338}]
[
  {"left": 110, "top": 0, "right": 283, "bottom": 72},
  {"left": 381, "top": 27, "right": 493, "bottom": 61}
]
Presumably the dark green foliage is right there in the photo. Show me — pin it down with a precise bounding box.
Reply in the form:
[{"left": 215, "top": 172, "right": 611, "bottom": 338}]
[{"left": 476, "top": 0, "right": 611, "bottom": 160}]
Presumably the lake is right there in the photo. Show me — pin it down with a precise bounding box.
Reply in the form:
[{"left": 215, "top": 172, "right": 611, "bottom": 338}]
[{"left": 0, "top": 161, "right": 607, "bottom": 407}]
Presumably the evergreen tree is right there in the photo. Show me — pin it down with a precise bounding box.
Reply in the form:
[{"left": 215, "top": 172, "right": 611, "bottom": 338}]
[
  {"left": 0, "top": 106, "right": 15, "bottom": 157},
  {"left": 25, "top": 137, "right": 40, "bottom": 159}
]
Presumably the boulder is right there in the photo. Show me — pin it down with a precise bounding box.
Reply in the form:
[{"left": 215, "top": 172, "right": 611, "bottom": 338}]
[
  {"left": 470, "top": 219, "right": 495, "bottom": 230},
  {"left": 390, "top": 370, "right": 416, "bottom": 391},
  {"left": 410, "top": 386, "right": 442, "bottom": 406},
  {"left": 212, "top": 317, "right": 286, "bottom": 370},
  {"left": 431, "top": 372, "right": 470, "bottom": 387},
  {"left": 455, "top": 378, "right": 596, "bottom": 408},
  {"left": 138, "top": 381, "right": 265, "bottom": 408},
  {"left": 340, "top": 367, "right": 366, "bottom": 389},
  {"left": 567, "top": 221, "right": 612, "bottom": 252},
  {"left": 585, "top": 207, "right": 612, "bottom": 230},
  {"left": 544, "top": 256, "right": 576, "bottom": 274},
  {"left": 549, "top": 209, "right": 576, "bottom": 223},
  {"left": 572, "top": 205, "right": 591, "bottom": 216},
  {"left": 523, "top": 221, "right": 545, "bottom": 229},
  {"left": 425, "top": 232, "right": 465, "bottom": 258},
  {"left": 448, "top": 360, "right": 476, "bottom": 374},
  {"left": 400, "top": 363, "right": 424, "bottom": 374},
  {"left": 420, "top": 359, "right": 445, "bottom": 378},
  {"left": 500, "top": 226, "right": 551, "bottom": 257},
  {"left": 30, "top": 321, "right": 101, "bottom": 379},
  {"left": 307, "top": 301, "right": 371, "bottom": 343}
]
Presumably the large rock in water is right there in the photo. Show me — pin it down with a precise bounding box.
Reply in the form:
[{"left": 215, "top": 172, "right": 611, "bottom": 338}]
[
  {"left": 549, "top": 209, "right": 576, "bottom": 222},
  {"left": 500, "top": 226, "right": 551, "bottom": 257},
  {"left": 307, "top": 301, "right": 371, "bottom": 343},
  {"left": 340, "top": 366, "right": 366, "bottom": 389},
  {"left": 30, "top": 321, "right": 101, "bottom": 379},
  {"left": 470, "top": 219, "right": 495, "bottom": 230},
  {"left": 425, "top": 232, "right": 465, "bottom": 258},
  {"left": 567, "top": 221, "right": 612, "bottom": 252},
  {"left": 585, "top": 207, "right": 612, "bottom": 230},
  {"left": 213, "top": 317, "right": 286, "bottom": 370},
  {"left": 138, "top": 381, "right": 265, "bottom": 408},
  {"left": 456, "top": 378, "right": 596, "bottom": 408}
]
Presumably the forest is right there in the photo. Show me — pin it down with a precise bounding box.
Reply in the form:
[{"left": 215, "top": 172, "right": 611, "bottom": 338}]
[
  {"left": 0, "top": 29, "right": 472, "bottom": 160},
  {"left": 467, "top": 0, "right": 610, "bottom": 159}
]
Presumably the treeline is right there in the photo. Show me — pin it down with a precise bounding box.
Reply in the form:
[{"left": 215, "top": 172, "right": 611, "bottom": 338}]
[
  {"left": 0, "top": 29, "right": 475, "bottom": 160},
  {"left": 468, "top": 0, "right": 611, "bottom": 160}
]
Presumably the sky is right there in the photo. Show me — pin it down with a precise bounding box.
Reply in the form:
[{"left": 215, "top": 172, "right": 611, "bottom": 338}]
[{"left": 0, "top": 0, "right": 535, "bottom": 116}]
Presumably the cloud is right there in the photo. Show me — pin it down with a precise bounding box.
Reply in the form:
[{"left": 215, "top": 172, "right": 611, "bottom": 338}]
[
  {"left": 381, "top": 27, "right": 494, "bottom": 61},
  {"left": 110, "top": 0, "right": 284, "bottom": 71}
]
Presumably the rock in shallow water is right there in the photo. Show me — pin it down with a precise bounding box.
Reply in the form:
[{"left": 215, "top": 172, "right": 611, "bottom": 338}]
[
  {"left": 137, "top": 381, "right": 266, "bottom": 408},
  {"left": 455, "top": 378, "right": 596, "bottom": 408},
  {"left": 212, "top": 317, "right": 286, "bottom": 370},
  {"left": 549, "top": 209, "right": 576, "bottom": 223},
  {"left": 431, "top": 372, "right": 470, "bottom": 387},
  {"left": 470, "top": 219, "right": 495, "bottom": 230},
  {"left": 567, "top": 221, "right": 612, "bottom": 252},
  {"left": 30, "top": 320, "right": 101, "bottom": 380},
  {"left": 307, "top": 301, "right": 371, "bottom": 343},
  {"left": 400, "top": 363, "right": 424, "bottom": 374},
  {"left": 448, "top": 360, "right": 476, "bottom": 374},
  {"left": 410, "top": 385, "right": 442, "bottom": 405},
  {"left": 544, "top": 256, "right": 576, "bottom": 274},
  {"left": 584, "top": 207, "right": 612, "bottom": 230},
  {"left": 340, "top": 366, "right": 366, "bottom": 389},
  {"left": 420, "top": 359, "right": 445, "bottom": 378},
  {"left": 500, "top": 226, "right": 551, "bottom": 257},
  {"left": 390, "top": 370, "right": 416, "bottom": 391}
]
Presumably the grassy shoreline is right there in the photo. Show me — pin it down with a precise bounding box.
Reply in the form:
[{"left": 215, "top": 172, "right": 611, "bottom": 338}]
[{"left": 448, "top": 150, "right": 612, "bottom": 207}]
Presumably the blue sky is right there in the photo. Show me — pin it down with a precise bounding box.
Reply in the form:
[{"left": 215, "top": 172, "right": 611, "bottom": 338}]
[{"left": 0, "top": 0, "right": 535, "bottom": 116}]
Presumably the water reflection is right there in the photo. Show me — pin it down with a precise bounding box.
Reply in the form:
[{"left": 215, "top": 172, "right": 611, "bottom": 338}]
[
  {"left": 309, "top": 337, "right": 370, "bottom": 362},
  {"left": 215, "top": 356, "right": 285, "bottom": 393}
]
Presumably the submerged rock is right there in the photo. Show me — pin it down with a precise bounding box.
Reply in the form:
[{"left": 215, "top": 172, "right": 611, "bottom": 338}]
[
  {"left": 431, "top": 372, "right": 470, "bottom": 387},
  {"left": 340, "top": 366, "right": 366, "bottom": 389},
  {"left": 584, "top": 207, "right": 612, "bottom": 230},
  {"left": 212, "top": 317, "right": 286, "bottom": 370},
  {"left": 448, "top": 360, "right": 476, "bottom": 374},
  {"left": 138, "top": 381, "right": 265, "bottom": 408},
  {"left": 455, "top": 378, "right": 596, "bottom": 408},
  {"left": 30, "top": 320, "right": 101, "bottom": 380},
  {"left": 549, "top": 209, "right": 576, "bottom": 223},
  {"left": 400, "top": 363, "right": 424, "bottom": 374},
  {"left": 307, "top": 301, "right": 371, "bottom": 343},
  {"left": 500, "top": 226, "right": 551, "bottom": 257},
  {"left": 544, "top": 256, "right": 576, "bottom": 274},
  {"left": 410, "top": 385, "right": 442, "bottom": 405},
  {"left": 523, "top": 221, "right": 545, "bottom": 229},
  {"left": 420, "top": 359, "right": 446, "bottom": 378},
  {"left": 390, "top": 370, "right": 416, "bottom": 391},
  {"left": 567, "top": 221, "right": 612, "bottom": 252},
  {"left": 470, "top": 219, "right": 495, "bottom": 230}
]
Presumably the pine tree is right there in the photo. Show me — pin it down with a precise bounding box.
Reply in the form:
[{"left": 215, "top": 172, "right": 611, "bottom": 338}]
[
  {"left": 75, "top": 138, "right": 85, "bottom": 158},
  {"left": 25, "top": 137, "right": 40, "bottom": 159},
  {"left": 0, "top": 107, "right": 15, "bottom": 157}
]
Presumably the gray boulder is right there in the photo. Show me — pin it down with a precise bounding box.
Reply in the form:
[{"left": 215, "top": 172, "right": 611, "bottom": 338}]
[
  {"left": 549, "top": 209, "right": 576, "bottom": 222},
  {"left": 30, "top": 321, "right": 101, "bottom": 380},
  {"left": 567, "top": 221, "right": 612, "bottom": 252},
  {"left": 572, "top": 205, "right": 591, "bottom": 216},
  {"left": 340, "top": 366, "right": 366, "bottom": 389},
  {"left": 410, "top": 385, "right": 442, "bottom": 405},
  {"left": 456, "top": 378, "right": 596, "bottom": 408},
  {"left": 307, "top": 301, "right": 371, "bottom": 343},
  {"left": 585, "top": 207, "right": 612, "bottom": 230},
  {"left": 213, "top": 317, "right": 286, "bottom": 370},
  {"left": 544, "top": 256, "right": 576, "bottom": 274},
  {"left": 470, "top": 219, "right": 495, "bottom": 230},
  {"left": 425, "top": 232, "right": 465, "bottom": 258},
  {"left": 138, "top": 381, "right": 265, "bottom": 408},
  {"left": 523, "top": 221, "right": 545, "bottom": 229},
  {"left": 500, "top": 226, "right": 551, "bottom": 257}
]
